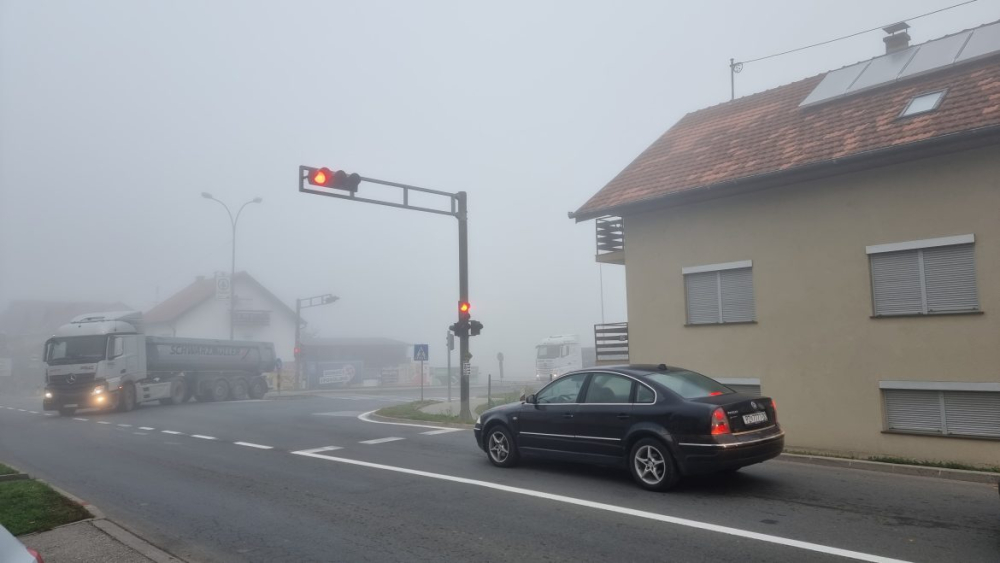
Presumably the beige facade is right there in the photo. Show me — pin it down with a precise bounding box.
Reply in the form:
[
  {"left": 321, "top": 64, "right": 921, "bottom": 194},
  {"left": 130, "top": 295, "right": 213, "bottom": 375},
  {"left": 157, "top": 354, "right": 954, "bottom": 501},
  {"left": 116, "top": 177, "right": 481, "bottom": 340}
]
[{"left": 621, "top": 145, "right": 1000, "bottom": 467}]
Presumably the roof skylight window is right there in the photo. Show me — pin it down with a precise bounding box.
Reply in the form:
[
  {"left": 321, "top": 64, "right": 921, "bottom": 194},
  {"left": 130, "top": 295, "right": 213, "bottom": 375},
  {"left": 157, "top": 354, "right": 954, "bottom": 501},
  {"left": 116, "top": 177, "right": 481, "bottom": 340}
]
[{"left": 899, "top": 90, "right": 946, "bottom": 117}]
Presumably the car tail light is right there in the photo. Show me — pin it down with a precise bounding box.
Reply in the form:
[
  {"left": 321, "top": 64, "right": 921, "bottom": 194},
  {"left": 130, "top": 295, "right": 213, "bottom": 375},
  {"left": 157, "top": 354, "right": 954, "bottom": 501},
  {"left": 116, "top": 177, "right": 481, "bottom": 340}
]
[
  {"left": 27, "top": 548, "right": 44, "bottom": 563},
  {"left": 771, "top": 399, "right": 778, "bottom": 422},
  {"left": 710, "top": 407, "right": 731, "bottom": 435}
]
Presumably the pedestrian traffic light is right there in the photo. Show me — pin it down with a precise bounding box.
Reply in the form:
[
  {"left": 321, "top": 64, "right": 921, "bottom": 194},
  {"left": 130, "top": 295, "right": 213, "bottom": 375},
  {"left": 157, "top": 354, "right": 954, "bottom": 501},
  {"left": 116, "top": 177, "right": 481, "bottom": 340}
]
[
  {"left": 447, "top": 332, "right": 455, "bottom": 351},
  {"left": 303, "top": 166, "right": 362, "bottom": 193},
  {"left": 470, "top": 320, "right": 483, "bottom": 337}
]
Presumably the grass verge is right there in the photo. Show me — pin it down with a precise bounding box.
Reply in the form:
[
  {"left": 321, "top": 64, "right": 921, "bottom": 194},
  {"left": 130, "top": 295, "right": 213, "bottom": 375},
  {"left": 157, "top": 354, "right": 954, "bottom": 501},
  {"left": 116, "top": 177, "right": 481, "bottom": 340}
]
[
  {"left": 786, "top": 448, "right": 1000, "bottom": 474},
  {"left": 0, "top": 462, "right": 16, "bottom": 476},
  {"left": 0, "top": 479, "right": 91, "bottom": 535},
  {"left": 375, "top": 400, "right": 471, "bottom": 424}
]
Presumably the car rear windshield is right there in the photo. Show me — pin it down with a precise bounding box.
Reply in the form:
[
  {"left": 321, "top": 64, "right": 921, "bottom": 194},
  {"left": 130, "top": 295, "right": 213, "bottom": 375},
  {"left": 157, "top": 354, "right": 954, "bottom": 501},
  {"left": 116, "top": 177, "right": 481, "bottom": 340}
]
[{"left": 642, "top": 370, "right": 733, "bottom": 399}]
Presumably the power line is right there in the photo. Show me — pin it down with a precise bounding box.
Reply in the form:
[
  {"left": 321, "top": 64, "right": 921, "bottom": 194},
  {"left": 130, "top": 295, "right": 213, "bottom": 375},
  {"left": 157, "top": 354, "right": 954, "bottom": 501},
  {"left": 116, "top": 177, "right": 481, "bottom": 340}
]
[{"left": 739, "top": 0, "right": 980, "bottom": 65}]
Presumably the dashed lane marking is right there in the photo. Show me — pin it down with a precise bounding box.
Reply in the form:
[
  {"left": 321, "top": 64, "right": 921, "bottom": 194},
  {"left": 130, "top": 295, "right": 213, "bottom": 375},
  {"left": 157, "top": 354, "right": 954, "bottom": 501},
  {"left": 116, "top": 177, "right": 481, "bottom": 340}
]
[
  {"left": 289, "top": 452, "right": 914, "bottom": 563},
  {"left": 139, "top": 427, "right": 155, "bottom": 431},
  {"left": 191, "top": 435, "right": 217, "bottom": 440},
  {"left": 16, "top": 409, "right": 26, "bottom": 412},
  {"left": 421, "top": 429, "right": 463, "bottom": 435},
  {"left": 118, "top": 424, "right": 132, "bottom": 427},
  {"left": 73, "top": 418, "right": 88, "bottom": 422},
  {"left": 97, "top": 421, "right": 111, "bottom": 425},
  {"left": 161, "top": 430, "right": 183, "bottom": 435},
  {"left": 234, "top": 442, "right": 273, "bottom": 450},
  {"left": 28, "top": 411, "right": 38, "bottom": 414},
  {"left": 359, "top": 437, "right": 404, "bottom": 445}
]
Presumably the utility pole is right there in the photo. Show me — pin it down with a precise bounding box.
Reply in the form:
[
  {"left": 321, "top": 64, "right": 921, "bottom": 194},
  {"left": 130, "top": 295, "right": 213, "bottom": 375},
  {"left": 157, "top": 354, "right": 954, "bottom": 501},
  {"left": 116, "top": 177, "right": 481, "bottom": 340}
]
[
  {"left": 446, "top": 331, "right": 454, "bottom": 403},
  {"left": 456, "top": 191, "right": 471, "bottom": 421}
]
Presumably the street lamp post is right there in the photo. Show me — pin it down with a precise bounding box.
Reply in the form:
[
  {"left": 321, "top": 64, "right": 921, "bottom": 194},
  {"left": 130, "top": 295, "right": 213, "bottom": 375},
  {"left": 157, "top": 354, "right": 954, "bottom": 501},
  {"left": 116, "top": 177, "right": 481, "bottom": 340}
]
[{"left": 202, "top": 193, "right": 262, "bottom": 340}]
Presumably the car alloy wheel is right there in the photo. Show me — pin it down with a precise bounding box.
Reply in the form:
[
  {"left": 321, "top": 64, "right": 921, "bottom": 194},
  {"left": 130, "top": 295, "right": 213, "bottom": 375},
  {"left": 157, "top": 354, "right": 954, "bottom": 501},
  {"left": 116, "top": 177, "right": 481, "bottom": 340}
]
[
  {"left": 633, "top": 444, "right": 667, "bottom": 485},
  {"left": 488, "top": 430, "right": 510, "bottom": 463}
]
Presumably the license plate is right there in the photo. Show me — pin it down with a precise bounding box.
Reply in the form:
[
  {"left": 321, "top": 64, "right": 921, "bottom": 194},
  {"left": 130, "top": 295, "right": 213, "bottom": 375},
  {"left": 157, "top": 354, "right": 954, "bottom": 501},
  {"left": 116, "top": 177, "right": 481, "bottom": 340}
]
[{"left": 743, "top": 412, "right": 768, "bottom": 425}]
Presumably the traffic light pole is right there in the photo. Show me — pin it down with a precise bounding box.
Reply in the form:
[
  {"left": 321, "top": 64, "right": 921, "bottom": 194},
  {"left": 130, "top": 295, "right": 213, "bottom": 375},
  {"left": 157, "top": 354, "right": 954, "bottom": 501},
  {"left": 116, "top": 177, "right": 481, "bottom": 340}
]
[
  {"left": 457, "top": 191, "right": 472, "bottom": 421},
  {"left": 294, "top": 299, "right": 301, "bottom": 390}
]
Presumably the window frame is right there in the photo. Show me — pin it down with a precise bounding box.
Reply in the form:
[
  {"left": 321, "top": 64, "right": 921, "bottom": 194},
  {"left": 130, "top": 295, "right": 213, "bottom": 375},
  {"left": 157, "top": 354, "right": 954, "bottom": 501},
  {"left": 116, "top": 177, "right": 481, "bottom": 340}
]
[
  {"left": 880, "top": 381, "right": 1000, "bottom": 440},
  {"left": 681, "top": 260, "right": 756, "bottom": 325},
  {"left": 897, "top": 89, "right": 947, "bottom": 119},
  {"left": 580, "top": 372, "right": 636, "bottom": 405},
  {"left": 866, "top": 235, "right": 979, "bottom": 317}
]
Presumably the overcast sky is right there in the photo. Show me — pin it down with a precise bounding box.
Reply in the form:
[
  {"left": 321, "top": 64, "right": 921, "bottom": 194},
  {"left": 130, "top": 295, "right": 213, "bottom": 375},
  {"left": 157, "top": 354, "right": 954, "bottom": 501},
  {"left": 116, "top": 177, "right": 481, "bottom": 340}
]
[{"left": 2, "top": 0, "right": 997, "bottom": 377}]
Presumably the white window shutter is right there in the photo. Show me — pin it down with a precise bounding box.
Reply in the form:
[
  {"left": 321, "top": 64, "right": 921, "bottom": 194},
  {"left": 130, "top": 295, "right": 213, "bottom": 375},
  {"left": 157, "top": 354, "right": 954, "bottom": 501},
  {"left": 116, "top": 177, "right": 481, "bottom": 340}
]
[
  {"left": 685, "top": 272, "right": 720, "bottom": 324},
  {"left": 943, "top": 391, "right": 1000, "bottom": 438},
  {"left": 871, "top": 251, "right": 923, "bottom": 316},
  {"left": 720, "top": 268, "right": 755, "bottom": 322},
  {"left": 884, "top": 389, "right": 943, "bottom": 433},
  {"left": 923, "top": 244, "right": 979, "bottom": 313}
]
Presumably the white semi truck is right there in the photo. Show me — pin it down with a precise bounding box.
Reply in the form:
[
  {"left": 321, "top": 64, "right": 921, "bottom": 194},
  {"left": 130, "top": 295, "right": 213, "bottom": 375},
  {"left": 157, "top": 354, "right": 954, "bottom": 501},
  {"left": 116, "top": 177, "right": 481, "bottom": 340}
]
[
  {"left": 534, "top": 335, "right": 596, "bottom": 381},
  {"left": 42, "top": 311, "right": 275, "bottom": 416}
]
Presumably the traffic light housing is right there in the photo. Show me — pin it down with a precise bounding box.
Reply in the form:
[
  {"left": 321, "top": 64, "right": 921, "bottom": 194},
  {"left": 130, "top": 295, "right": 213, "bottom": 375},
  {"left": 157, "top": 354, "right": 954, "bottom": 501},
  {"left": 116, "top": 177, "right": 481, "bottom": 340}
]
[
  {"left": 294, "top": 344, "right": 303, "bottom": 359},
  {"left": 450, "top": 321, "right": 468, "bottom": 337},
  {"left": 303, "top": 166, "right": 361, "bottom": 193},
  {"left": 470, "top": 320, "right": 483, "bottom": 337},
  {"left": 447, "top": 332, "right": 455, "bottom": 351}
]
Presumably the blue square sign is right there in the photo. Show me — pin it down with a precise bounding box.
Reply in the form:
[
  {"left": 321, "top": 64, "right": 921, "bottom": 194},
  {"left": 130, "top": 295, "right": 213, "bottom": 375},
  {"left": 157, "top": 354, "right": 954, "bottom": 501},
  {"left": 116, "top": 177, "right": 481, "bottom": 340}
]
[{"left": 413, "top": 344, "right": 429, "bottom": 362}]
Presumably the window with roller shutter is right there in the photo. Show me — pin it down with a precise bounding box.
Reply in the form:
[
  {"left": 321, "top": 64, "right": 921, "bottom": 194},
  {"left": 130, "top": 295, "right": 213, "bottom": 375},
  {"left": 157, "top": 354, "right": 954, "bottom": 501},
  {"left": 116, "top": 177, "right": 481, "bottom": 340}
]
[
  {"left": 881, "top": 382, "right": 1000, "bottom": 439},
  {"left": 867, "top": 235, "right": 979, "bottom": 316},
  {"left": 682, "top": 261, "right": 755, "bottom": 325}
]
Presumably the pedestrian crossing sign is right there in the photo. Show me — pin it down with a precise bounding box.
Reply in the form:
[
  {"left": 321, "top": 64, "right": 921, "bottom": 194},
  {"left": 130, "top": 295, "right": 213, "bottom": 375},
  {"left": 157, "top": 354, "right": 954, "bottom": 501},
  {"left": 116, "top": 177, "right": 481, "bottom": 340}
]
[{"left": 413, "top": 344, "right": 429, "bottom": 362}]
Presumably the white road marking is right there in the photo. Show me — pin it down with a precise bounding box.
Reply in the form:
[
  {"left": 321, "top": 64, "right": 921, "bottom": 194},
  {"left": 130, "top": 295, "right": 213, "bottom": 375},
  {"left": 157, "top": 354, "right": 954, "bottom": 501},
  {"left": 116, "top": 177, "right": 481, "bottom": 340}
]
[
  {"left": 360, "top": 437, "right": 405, "bottom": 445},
  {"left": 44, "top": 413, "right": 56, "bottom": 416},
  {"left": 73, "top": 418, "right": 88, "bottom": 422},
  {"left": 312, "top": 411, "right": 366, "bottom": 417},
  {"left": 16, "top": 409, "right": 26, "bottom": 412},
  {"left": 97, "top": 421, "right": 111, "bottom": 425},
  {"left": 117, "top": 424, "right": 132, "bottom": 427},
  {"left": 358, "top": 410, "right": 470, "bottom": 431},
  {"left": 139, "top": 427, "right": 155, "bottom": 431},
  {"left": 234, "top": 442, "right": 273, "bottom": 450},
  {"left": 161, "top": 430, "right": 183, "bottom": 435},
  {"left": 290, "top": 453, "right": 914, "bottom": 563},
  {"left": 28, "top": 411, "right": 39, "bottom": 414},
  {"left": 191, "top": 435, "right": 216, "bottom": 440},
  {"left": 421, "top": 428, "right": 462, "bottom": 435},
  {"left": 292, "top": 446, "right": 343, "bottom": 455}
]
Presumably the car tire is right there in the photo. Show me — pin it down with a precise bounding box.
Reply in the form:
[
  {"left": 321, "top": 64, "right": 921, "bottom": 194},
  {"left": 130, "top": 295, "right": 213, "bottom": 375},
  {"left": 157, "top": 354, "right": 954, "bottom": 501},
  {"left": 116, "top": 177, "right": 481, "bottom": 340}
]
[
  {"left": 58, "top": 407, "right": 76, "bottom": 417},
  {"left": 628, "top": 438, "right": 679, "bottom": 491},
  {"left": 485, "top": 424, "right": 518, "bottom": 468},
  {"left": 116, "top": 382, "right": 137, "bottom": 413},
  {"left": 248, "top": 376, "right": 268, "bottom": 399}
]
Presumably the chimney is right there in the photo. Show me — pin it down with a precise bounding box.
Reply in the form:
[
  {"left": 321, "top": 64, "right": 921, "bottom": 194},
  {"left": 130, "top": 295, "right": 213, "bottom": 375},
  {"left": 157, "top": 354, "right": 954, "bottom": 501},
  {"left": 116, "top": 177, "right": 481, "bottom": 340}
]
[{"left": 882, "top": 21, "right": 911, "bottom": 54}]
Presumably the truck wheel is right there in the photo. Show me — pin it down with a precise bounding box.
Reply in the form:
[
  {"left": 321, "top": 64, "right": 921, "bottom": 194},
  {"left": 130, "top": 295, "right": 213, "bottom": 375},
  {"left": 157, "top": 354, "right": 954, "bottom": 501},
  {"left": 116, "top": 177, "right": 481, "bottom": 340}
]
[
  {"left": 116, "top": 383, "right": 137, "bottom": 413},
  {"left": 231, "top": 378, "right": 249, "bottom": 401},
  {"left": 209, "top": 378, "right": 230, "bottom": 402},
  {"left": 159, "top": 379, "right": 186, "bottom": 406},
  {"left": 58, "top": 407, "right": 76, "bottom": 417},
  {"left": 248, "top": 376, "right": 268, "bottom": 399}
]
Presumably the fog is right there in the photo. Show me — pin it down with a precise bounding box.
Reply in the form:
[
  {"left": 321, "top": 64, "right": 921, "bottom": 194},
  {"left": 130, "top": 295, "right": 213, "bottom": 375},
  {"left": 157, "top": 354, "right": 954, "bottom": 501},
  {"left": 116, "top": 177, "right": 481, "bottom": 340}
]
[{"left": 1, "top": 0, "right": 995, "bottom": 378}]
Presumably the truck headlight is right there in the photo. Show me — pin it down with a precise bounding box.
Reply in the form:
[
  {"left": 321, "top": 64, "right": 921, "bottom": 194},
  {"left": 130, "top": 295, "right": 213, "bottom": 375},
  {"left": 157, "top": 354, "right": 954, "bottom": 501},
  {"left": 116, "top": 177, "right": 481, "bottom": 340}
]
[
  {"left": 44, "top": 391, "right": 52, "bottom": 399},
  {"left": 91, "top": 385, "right": 105, "bottom": 395}
]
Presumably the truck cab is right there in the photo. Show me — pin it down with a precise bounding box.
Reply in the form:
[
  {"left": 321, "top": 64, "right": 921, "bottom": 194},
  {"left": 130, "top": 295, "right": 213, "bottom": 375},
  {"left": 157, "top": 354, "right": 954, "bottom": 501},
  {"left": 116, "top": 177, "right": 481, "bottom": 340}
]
[
  {"left": 535, "top": 335, "right": 583, "bottom": 381},
  {"left": 42, "top": 311, "right": 145, "bottom": 415}
]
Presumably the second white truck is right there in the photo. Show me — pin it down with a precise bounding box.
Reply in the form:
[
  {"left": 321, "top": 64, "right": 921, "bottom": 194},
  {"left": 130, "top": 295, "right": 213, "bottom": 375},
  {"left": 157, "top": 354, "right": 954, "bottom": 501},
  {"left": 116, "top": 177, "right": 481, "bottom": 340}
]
[
  {"left": 534, "top": 335, "right": 596, "bottom": 381},
  {"left": 42, "top": 311, "right": 275, "bottom": 416}
]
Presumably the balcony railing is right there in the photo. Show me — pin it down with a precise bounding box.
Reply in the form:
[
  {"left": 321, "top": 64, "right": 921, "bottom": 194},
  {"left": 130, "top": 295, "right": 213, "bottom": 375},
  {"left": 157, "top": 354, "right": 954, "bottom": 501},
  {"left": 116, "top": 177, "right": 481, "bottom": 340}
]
[
  {"left": 596, "top": 216, "right": 624, "bottom": 254},
  {"left": 594, "top": 322, "right": 628, "bottom": 364}
]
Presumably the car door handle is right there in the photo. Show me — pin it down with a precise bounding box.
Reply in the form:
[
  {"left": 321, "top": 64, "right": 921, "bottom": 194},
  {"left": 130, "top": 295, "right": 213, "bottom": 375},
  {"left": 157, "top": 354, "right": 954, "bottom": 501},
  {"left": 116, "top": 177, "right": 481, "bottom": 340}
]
[
  {"left": 562, "top": 413, "right": 574, "bottom": 419},
  {"left": 616, "top": 413, "right": 630, "bottom": 420}
]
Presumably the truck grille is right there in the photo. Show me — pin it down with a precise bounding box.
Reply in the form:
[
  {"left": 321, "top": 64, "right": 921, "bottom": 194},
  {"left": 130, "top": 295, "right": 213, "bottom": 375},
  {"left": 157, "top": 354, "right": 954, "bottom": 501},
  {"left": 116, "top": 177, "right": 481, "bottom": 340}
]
[{"left": 48, "top": 373, "right": 96, "bottom": 391}]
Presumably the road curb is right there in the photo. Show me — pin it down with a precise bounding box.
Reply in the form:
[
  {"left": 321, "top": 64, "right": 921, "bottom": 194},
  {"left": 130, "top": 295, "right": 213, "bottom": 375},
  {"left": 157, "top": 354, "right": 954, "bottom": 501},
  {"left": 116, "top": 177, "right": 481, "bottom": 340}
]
[
  {"left": 367, "top": 411, "right": 474, "bottom": 429},
  {"left": 0, "top": 473, "right": 30, "bottom": 482},
  {"left": 779, "top": 453, "right": 1000, "bottom": 484}
]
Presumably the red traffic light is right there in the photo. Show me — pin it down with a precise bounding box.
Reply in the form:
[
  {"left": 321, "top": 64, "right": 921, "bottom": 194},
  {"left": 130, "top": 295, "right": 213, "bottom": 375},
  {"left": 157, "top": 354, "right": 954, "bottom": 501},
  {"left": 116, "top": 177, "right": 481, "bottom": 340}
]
[
  {"left": 293, "top": 346, "right": 302, "bottom": 357},
  {"left": 459, "top": 302, "right": 470, "bottom": 314},
  {"left": 310, "top": 168, "right": 331, "bottom": 186}
]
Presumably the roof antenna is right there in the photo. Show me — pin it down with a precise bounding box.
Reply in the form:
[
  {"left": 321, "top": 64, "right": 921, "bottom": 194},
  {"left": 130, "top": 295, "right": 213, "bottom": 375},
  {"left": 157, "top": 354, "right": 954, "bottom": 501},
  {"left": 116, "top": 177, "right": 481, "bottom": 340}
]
[{"left": 729, "top": 58, "right": 744, "bottom": 100}]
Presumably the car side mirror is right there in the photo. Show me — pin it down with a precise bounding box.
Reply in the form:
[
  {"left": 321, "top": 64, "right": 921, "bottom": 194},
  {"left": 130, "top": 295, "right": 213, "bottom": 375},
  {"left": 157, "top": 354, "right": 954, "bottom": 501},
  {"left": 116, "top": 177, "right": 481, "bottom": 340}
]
[{"left": 524, "top": 394, "right": 536, "bottom": 404}]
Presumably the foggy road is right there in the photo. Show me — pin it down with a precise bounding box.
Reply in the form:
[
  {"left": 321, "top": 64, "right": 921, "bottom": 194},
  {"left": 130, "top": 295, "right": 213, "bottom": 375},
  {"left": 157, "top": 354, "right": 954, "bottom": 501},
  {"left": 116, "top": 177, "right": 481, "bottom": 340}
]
[{"left": 1, "top": 390, "right": 997, "bottom": 563}]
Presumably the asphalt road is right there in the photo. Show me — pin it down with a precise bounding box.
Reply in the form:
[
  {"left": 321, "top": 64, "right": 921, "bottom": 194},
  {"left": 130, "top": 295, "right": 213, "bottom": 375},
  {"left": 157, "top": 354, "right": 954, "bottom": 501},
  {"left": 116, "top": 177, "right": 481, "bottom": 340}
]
[{"left": 1, "top": 386, "right": 998, "bottom": 563}]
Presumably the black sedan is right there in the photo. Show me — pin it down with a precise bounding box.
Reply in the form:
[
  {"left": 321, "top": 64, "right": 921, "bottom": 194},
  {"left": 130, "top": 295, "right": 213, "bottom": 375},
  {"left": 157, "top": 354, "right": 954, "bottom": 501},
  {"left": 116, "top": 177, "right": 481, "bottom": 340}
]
[{"left": 474, "top": 364, "right": 783, "bottom": 491}]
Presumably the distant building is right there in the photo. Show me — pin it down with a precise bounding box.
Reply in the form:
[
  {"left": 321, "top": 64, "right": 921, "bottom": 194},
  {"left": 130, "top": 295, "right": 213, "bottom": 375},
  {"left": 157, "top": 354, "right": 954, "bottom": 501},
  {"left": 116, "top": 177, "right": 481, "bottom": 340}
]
[
  {"left": 144, "top": 272, "right": 297, "bottom": 361},
  {"left": 572, "top": 22, "right": 1000, "bottom": 466}
]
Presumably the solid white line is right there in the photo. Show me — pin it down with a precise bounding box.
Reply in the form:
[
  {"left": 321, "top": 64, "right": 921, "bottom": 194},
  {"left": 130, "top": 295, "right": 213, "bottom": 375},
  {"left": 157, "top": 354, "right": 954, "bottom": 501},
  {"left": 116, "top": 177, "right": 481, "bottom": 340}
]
[
  {"left": 359, "top": 437, "right": 404, "bottom": 445},
  {"left": 97, "top": 421, "right": 111, "bottom": 425},
  {"left": 292, "top": 446, "right": 343, "bottom": 455},
  {"left": 117, "top": 424, "right": 131, "bottom": 427},
  {"left": 73, "top": 418, "right": 88, "bottom": 422},
  {"left": 421, "top": 429, "right": 462, "bottom": 435},
  {"left": 191, "top": 435, "right": 216, "bottom": 440},
  {"left": 161, "top": 430, "right": 183, "bottom": 435},
  {"left": 358, "top": 410, "right": 470, "bottom": 431},
  {"left": 289, "top": 453, "right": 914, "bottom": 563},
  {"left": 234, "top": 442, "right": 273, "bottom": 450},
  {"left": 139, "top": 427, "right": 155, "bottom": 431}
]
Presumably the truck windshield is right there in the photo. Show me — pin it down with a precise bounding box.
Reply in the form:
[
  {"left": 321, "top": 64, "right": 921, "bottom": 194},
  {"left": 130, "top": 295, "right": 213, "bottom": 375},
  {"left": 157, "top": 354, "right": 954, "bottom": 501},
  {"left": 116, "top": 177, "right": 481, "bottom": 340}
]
[
  {"left": 536, "top": 345, "right": 563, "bottom": 359},
  {"left": 45, "top": 336, "right": 108, "bottom": 365}
]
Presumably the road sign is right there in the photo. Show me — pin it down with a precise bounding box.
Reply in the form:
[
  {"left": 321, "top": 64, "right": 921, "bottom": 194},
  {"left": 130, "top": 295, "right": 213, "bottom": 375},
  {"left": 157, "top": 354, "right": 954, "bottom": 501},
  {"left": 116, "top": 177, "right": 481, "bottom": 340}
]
[
  {"left": 215, "top": 272, "right": 231, "bottom": 300},
  {"left": 413, "top": 344, "right": 429, "bottom": 362}
]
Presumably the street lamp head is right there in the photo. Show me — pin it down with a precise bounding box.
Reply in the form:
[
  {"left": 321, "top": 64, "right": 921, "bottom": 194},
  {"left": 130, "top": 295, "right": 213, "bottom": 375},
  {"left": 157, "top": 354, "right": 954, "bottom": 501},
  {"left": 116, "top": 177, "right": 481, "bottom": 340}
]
[
  {"left": 253, "top": 197, "right": 263, "bottom": 204},
  {"left": 201, "top": 192, "right": 213, "bottom": 199}
]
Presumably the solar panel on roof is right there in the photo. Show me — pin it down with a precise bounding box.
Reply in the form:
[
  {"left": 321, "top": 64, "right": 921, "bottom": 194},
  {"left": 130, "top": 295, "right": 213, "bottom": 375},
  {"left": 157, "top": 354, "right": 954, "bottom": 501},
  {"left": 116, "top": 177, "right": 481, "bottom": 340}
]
[{"left": 800, "top": 20, "right": 1000, "bottom": 108}]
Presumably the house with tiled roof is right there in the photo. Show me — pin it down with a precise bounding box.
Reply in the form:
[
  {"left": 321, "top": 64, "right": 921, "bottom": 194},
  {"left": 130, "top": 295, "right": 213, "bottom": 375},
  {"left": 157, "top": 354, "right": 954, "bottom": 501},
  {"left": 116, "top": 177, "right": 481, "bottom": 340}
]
[
  {"left": 572, "top": 22, "right": 1000, "bottom": 467},
  {"left": 145, "top": 272, "right": 297, "bottom": 362}
]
